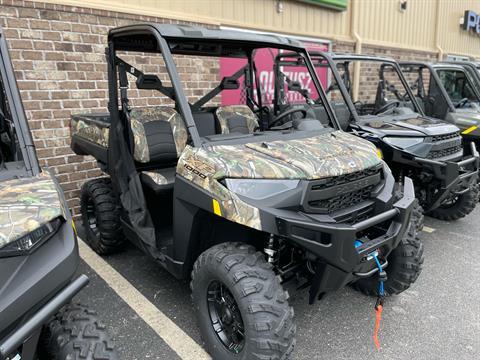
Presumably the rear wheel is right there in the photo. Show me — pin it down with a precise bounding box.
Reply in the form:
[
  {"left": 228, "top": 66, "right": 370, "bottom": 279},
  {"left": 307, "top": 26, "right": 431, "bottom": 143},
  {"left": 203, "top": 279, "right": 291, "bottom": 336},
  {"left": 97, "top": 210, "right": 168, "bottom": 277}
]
[
  {"left": 353, "top": 216, "right": 424, "bottom": 296},
  {"left": 428, "top": 184, "right": 479, "bottom": 221},
  {"left": 38, "top": 303, "right": 118, "bottom": 360},
  {"left": 81, "top": 178, "right": 125, "bottom": 254},
  {"left": 191, "top": 242, "right": 295, "bottom": 360}
]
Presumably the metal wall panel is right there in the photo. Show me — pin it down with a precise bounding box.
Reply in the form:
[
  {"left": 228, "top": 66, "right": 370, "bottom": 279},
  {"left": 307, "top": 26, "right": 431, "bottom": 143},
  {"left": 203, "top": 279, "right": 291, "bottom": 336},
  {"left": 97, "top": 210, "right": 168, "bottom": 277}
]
[{"left": 41, "top": 0, "right": 480, "bottom": 58}]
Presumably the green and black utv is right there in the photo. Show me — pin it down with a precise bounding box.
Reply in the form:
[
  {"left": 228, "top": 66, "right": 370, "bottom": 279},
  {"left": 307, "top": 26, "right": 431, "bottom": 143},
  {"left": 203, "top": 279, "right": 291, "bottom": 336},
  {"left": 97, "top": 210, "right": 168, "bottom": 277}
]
[
  {"left": 272, "top": 52, "right": 479, "bottom": 223},
  {"left": 399, "top": 61, "right": 480, "bottom": 145},
  {"left": 71, "top": 24, "right": 423, "bottom": 360},
  {"left": 0, "top": 28, "right": 117, "bottom": 360}
]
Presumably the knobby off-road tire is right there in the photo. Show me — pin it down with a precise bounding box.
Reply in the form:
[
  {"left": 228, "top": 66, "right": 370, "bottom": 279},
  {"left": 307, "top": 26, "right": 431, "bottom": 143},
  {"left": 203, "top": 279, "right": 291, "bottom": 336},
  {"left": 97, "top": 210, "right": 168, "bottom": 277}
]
[
  {"left": 394, "top": 185, "right": 424, "bottom": 233},
  {"left": 38, "top": 304, "right": 118, "bottom": 360},
  {"left": 81, "top": 178, "right": 125, "bottom": 254},
  {"left": 427, "top": 183, "right": 479, "bottom": 221},
  {"left": 353, "top": 218, "right": 424, "bottom": 296},
  {"left": 191, "top": 243, "right": 296, "bottom": 360}
]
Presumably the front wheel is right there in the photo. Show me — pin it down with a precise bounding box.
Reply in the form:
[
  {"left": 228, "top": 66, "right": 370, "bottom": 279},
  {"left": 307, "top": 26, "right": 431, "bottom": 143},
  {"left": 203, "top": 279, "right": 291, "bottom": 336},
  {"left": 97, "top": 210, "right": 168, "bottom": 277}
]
[
  {"left": 428, "top": 184, "right": 479, "bottom": 221},
  {"left": 38, "top": 303, "right": 118, "bottom": 360},
  {"left": 191, "top": 243, "right": 296, "bottom": 360}
]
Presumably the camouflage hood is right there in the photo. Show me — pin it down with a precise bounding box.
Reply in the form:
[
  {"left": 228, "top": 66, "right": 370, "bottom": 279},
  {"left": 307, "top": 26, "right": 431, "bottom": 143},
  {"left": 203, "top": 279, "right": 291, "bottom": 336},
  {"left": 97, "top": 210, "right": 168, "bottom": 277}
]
[
  {"left": 180, "top": 130, "right": 381, "bottom": 181},
  {"left": 0, "top": 172, "right": 64, "bottom": 248}
]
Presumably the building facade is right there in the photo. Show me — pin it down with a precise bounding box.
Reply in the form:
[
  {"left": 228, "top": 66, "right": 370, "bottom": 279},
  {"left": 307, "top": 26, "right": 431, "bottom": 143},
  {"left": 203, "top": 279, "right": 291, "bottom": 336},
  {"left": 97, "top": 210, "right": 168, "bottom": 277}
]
[{"left": 1, "top": 0, "right": 479, "bottom": 214}]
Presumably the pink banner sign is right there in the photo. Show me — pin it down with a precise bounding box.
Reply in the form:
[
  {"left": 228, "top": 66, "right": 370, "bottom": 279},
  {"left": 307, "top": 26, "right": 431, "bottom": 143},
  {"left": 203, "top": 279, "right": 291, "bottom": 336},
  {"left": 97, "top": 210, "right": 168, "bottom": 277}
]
[{"left": 220, "top": 40, "right": 329, "bottom": 106}]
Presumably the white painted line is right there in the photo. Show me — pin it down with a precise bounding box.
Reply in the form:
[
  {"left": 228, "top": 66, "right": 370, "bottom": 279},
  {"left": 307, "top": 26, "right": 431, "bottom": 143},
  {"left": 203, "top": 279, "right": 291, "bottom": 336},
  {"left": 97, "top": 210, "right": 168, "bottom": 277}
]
[
  {"left": 422, "top": 226, "right": 435, "bottom": 234},
  {"left": 78, "top": 239, "right": 211, "bottom": 360}
]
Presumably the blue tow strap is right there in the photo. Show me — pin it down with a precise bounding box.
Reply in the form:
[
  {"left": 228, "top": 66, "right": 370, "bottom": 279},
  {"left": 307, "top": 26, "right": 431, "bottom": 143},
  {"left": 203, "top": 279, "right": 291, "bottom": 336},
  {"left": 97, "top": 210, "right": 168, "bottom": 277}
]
[{"left": 373, "top": 254, "right": 385, "bottom": 296}]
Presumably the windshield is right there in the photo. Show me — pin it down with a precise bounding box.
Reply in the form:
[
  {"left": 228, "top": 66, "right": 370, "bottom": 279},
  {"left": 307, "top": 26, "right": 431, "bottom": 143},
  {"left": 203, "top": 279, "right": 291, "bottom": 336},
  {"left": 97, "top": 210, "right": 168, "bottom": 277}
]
[{"left": 436, "top": 69, "right": 480, "bottom": 107}]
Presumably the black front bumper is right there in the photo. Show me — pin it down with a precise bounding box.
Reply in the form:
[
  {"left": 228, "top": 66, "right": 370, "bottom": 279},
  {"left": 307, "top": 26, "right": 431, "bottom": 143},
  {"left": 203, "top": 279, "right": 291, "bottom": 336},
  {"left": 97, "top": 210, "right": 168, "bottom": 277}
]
[
  {"left": 274, "top": 178, "right": 415, "bottom": 300},
  {"left": 414, "top": 142, "right": 479, "bottom": 211},
  {"left": 0, "top": 275, "right": 88, "bottom": 359}
]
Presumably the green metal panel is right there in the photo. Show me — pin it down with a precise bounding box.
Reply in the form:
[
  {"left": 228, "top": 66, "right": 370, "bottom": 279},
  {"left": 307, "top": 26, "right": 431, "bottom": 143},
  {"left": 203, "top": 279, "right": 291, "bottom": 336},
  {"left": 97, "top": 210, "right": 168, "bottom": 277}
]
[{"left": 296, "top": 0, "right": 348, "bottom": 11}]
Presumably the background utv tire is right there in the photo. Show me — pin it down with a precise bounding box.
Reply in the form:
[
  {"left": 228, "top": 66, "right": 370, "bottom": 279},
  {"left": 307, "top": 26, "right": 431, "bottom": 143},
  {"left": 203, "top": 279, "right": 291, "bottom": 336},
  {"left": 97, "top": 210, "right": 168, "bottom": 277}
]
[
  {"left": 38, "top": 304, "right": 118, "bottom": 360},
  {"left": 352, "top": 222, "right": 424, "bottom": 296},
  {"left": 191, "top": 243, "right": 296, "bottom": 360},
  {"left": 427, "top": 184, "right": 479, "bottom": 221},
  {"left": 81, "top": 178, "right": 125, "bottom": 254}
]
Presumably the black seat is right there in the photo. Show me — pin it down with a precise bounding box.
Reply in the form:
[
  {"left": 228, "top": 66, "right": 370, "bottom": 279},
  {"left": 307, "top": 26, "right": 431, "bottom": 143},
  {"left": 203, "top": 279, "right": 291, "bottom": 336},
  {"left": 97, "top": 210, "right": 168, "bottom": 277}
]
[{"left": 192, "top": 111, "right": 217, "bottom": 137}]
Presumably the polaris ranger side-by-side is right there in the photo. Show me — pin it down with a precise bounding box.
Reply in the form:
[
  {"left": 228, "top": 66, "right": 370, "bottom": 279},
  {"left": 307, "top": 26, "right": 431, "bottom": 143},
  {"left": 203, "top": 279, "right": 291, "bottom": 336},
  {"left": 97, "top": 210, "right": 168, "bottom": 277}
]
[
  {"left": 0, "top": 28, "right": 117, "bottom": 360},
  {"left": 400, "top": 61, "right": 480, "bottom": 146},
  {"left": 273, "top": 52, "right": 479, "bottom": 222},
  {"left": 71, "top": 24, "right": 422, "bottom": 359}
]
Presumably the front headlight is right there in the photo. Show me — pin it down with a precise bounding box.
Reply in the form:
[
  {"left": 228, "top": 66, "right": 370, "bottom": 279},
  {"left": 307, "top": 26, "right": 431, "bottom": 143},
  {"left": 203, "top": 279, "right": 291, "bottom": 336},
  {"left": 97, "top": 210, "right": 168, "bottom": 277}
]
[
  {"left": 383, "top": 136, "right": 424, "bottom": 148},
  {"left": 224, "top": 179, "right": 299, "bottom": 200},
  {"left": 0, "top": 217, "right": 63, "bottom": 258}
]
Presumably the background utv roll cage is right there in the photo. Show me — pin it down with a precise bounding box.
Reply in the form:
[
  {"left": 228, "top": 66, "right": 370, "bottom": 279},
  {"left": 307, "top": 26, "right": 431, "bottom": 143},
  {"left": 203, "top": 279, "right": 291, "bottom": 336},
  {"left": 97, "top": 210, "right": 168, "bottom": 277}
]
[
  {"left": 400, "top": 62, "right": 480, "bottom": 114},
  {"left": 274, "top": 52, "right": 427, "bottom": 122}
]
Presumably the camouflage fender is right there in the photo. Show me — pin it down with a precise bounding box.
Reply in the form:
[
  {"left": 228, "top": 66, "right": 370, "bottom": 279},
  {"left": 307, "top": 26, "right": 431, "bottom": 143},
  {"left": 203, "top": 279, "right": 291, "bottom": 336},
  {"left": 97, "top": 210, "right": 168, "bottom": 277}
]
[
  {"left": 216, "top": 105, "right": 259, "bottom": 134},
  {"left": 0, "top": 172, "right": 63, "bottom": 248},
  {"left": 177, "top": 145, "right": 262, "bottom": 230}
]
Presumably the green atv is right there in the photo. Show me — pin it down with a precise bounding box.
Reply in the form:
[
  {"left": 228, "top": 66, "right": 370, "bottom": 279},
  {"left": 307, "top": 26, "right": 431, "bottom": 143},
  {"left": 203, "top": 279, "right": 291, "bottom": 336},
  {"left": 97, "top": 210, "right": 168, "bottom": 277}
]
[
  {"left": 0, "top": 28, "right": 117, "bottom": 360},
  {"left": 71, "top": 24, "right": 422, "bottom": 359}
]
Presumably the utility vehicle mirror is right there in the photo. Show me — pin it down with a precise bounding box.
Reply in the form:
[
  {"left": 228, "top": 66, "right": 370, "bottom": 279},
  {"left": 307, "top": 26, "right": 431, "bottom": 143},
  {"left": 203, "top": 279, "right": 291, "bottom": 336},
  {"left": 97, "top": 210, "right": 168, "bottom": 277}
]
[
  {"left": 220, "top": 77, "right": 239, "bottom": 90},
  {"left": 136, "top": 74, "right": 163, "bottom": 90},
  {"left": 288, "top": 81, "right": 303, "bottom": 92}
]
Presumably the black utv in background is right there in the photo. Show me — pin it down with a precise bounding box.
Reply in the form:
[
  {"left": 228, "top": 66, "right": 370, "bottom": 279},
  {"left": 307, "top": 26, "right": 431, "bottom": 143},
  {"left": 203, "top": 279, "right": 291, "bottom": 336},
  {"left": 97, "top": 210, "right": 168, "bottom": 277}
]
[
  {"left": 0, "top": 28, "right": 117, "bottom": 360},
  {"left": 273, "top": 52, "right": 479, "bottom": 222},
  {"left": 71, "top": 24, "right": 422, "bottom": 360}
]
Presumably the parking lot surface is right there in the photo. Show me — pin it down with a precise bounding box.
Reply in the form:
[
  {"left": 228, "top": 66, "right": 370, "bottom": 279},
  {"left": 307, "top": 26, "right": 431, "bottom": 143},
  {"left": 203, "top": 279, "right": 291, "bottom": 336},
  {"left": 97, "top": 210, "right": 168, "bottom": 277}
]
[{"left": 74, "top": 207, "right": 480, "bottom": 360}]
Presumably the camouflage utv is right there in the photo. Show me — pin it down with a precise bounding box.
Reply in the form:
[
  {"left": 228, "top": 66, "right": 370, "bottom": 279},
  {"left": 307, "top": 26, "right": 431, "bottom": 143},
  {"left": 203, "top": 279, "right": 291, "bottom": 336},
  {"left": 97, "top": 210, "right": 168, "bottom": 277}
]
[
  {"left": 71, "top": 24, "right": 422, "bottom": 359},
  {"left": 272, "top": 52, "right": 479, "bottom": 224},
  {"left": 0, "top": 28, "right": 117, "bottom": 360}
]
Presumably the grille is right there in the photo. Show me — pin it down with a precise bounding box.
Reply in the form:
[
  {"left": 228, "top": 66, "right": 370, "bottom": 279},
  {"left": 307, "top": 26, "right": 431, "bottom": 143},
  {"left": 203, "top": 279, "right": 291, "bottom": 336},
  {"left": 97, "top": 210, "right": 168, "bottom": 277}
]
[
  {"left": 427, "top": 145, "right": 463, "bottom": 159},
  {"left": 311, "top": 165, "right": 381, "bottom": 191},
  {"left": 303, "top": 165, "right": 382, "bottom": 214},
  {"left": 431, "top": 132, "right": 460, "bottom": 142},
  {"left": 427, "top": 132, "right": 463, "bottom": 159},
  {"left": 308, "top": 186, "right": 376, "bottom": 213}
]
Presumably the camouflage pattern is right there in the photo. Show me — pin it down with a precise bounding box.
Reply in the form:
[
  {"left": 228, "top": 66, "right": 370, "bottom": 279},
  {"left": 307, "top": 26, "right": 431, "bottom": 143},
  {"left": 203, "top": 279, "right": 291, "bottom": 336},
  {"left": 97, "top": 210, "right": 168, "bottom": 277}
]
[
  {"left": 130, "top": 106, "right": 188, "bottom": 163},
  {"left": 71, "top": 114, "right": 110, "bottom": 148},
  {"left": 0, "top": 172, "right": 63, "bottom": 248},
  {"left": 71, "top": 107, "right": 188, "bottom": 163},
  {"left": 216, "top": 105, "right": 259, "bottom": 134},
  {"left": 142, "top": 171, "right": 172, "bottom": 186},
  {"left": 177, "top": 130, "right": 381, "bottom": 229}
]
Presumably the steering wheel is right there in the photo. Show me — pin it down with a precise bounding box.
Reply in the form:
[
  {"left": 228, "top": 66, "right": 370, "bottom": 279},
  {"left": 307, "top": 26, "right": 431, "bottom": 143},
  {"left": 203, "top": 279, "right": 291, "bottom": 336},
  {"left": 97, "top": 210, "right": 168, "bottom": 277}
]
[
  {"left": 374, "top": 100, "right": 401, "bottom": 115},
  {"left": 270, "top": 108, "right": 308, "bottom": 128},
  {"left": 455, "top": 98, "right": 469, "bottom": 108}
]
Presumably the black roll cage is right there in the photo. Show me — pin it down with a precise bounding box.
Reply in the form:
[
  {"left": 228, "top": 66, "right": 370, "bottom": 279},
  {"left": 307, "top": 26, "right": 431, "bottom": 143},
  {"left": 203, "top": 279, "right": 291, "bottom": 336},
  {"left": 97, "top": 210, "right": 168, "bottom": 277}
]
[
  {"left": 275, "top": 52, "right": 427, "bottom": 124},
  {"left": 401, "top": 62, "right": 480, "bottom": 111},
  {"left": 106, "top": 23, "right": 341, "bottom": 147},
  {"left": 0, "top": 27, "right": 39, "bottom": 176}
]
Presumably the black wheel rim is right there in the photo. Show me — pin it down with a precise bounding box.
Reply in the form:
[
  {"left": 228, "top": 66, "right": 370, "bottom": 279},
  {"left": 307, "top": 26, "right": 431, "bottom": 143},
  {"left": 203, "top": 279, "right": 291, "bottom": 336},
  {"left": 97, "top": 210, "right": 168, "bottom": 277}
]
[
  {"left": 207, "top": 280, "right": 245, "bottom": 354},
  {"left": 85, "top": 197, "right": 99, "bottom": 237}
]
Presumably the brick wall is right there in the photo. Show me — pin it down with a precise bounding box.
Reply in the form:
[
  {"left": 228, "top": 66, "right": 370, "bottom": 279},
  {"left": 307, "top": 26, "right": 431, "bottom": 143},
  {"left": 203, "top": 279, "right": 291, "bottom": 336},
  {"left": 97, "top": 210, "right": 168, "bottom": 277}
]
[{"left": 0, "top": 0, "right": 218, "bottom": 216}]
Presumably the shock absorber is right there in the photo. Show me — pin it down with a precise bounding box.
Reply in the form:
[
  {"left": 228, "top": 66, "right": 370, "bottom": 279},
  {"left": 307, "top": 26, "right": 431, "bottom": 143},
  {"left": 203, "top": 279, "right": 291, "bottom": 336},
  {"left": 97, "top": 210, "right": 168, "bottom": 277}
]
[{"left": 264, "top": 234, "right": 277, "bottom": 264}]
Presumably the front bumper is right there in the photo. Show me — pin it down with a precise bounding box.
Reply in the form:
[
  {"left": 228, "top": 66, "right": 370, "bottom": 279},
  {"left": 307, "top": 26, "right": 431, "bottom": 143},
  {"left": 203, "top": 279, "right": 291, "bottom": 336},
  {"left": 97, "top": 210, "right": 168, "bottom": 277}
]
[
  {"left": 273, "top": 178, "right": 415, "bottom": 301},
  {"left": 0, "top": 275, "right": 88, "bottom": 360},
  {"left": 414, "top": 142, "right": 479, "bottom": 211}
]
